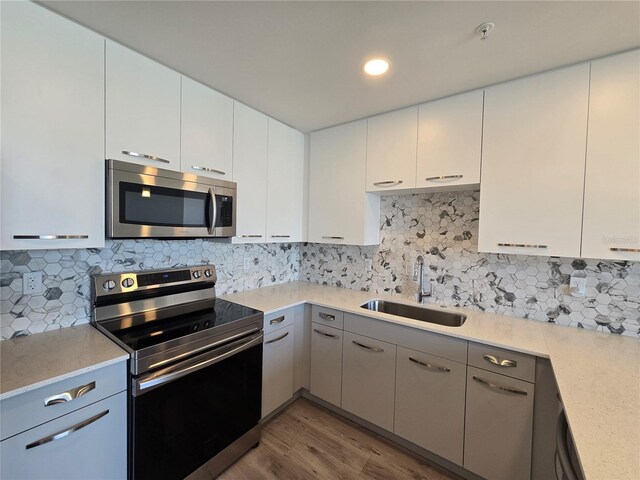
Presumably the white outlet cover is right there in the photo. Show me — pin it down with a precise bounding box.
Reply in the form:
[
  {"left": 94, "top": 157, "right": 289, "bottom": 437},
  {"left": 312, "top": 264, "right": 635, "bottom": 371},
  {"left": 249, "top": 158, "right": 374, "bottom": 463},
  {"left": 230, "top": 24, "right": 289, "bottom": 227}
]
[
  {"left": 365, "top": 258, "right": 373, "bottom": 271},
  {"left": 569, "top": 273, "right": 587, "bottom": 297},
  {"left": 23, "top": 271, "right": 43, "bottom": 295},
  {"left": 243, "top": 258, "right": 252, "bottom": 270}
]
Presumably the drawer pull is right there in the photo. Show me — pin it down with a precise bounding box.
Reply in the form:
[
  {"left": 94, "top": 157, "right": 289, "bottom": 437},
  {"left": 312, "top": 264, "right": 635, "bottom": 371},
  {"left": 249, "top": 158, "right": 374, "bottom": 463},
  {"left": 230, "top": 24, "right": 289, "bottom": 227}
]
[
  {"left": 610, "top": 247, "right": 640, "bottom": 253},
  {"left": 13, "top": 235, "right": 89, "bottom": 240},
  {"left": 265, "top": 331, "right": 289, "bottom": 344},
  {"left": 269, "top": 315, "right": 285, "bottom": 325},
  {"left": 271, "top": 235, "right": 291, "bottom": 238},
  {"left": 239, "top": 234, "right": 263, "bottom": 238},
  {"left": 472, "top": 375, "right": 528, "bottom": 396},
  {"left": 191, "top": 165, "right": 225, "bottom": 175},
  {"left": 409, "top": 357, "right": 450, "bottom": 372},
  {"left": 25, "top": 410, "right": 109, "bottom": 450},
  {"left": 313, "top": 328, "right": 338, "bottom": 339},
  {"left": 498, "top": 243, "right": 547, "bottom": 249},
  {"left": 425, "top": 174, "right": 464, "bottom": 182},
  {"left": 318, "top": 312, "right": 335, "bottom": 321},
  {"left": 373, "top": 180, "right": 403, "bottom": 187},
  {"left": 122, "top": 150, "right": 170, "bottom": 164},
  {"left": 483, "top": 354, "right": 517, "bottom": 368},
  {"left": 44, "top": 381, "right": 96, "bottom": 406},
  {"left": 322, "top": 236, "right": 345, "bottom": 240},
  {"left": 352, "top": 340, "right": 384, "bottom": 353}
]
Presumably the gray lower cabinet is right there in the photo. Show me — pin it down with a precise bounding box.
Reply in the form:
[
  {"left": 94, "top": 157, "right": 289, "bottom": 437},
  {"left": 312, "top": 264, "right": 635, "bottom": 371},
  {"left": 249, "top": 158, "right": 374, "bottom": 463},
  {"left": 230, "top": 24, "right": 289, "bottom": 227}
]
[
  {"left": 310, "top": 322, "right": 343, "bottom": 406},
  {"left": 394, "top": 346, "right": 466, "bottom": 465},
  {"left": 262, "top": 323, "right": 295, "bottom": 418},
  {"left": 1, "top": 391, "right": 127, "bottom": 479},
  {"left": 341, "top": 332, "right": 396, "bottom": 432},
  {"left": 464, "top": 366, "right": 535, "bottom": 480}
]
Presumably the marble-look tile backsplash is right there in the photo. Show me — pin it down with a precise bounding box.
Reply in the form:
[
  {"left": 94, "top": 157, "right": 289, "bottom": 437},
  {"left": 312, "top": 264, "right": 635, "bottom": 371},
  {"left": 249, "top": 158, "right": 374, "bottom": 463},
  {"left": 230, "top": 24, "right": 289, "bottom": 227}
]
[
  {"left": 301, "top": 191, "right": 640, "bottom": 338},
  {"left": 0, "top": 240, "right": 299, "bottom": 340}
]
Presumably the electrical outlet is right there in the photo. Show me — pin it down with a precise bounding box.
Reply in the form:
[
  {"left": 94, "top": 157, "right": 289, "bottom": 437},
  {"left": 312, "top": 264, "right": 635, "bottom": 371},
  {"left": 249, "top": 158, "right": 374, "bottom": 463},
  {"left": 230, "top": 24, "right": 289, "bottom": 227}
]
[
  {"left": 569, "top": 272, "right": 587, "bottom": 297},
  {"left": 243, "top": 258, "right": 252, "bottom": 270},
  {"left": 365, "top": 258, "right": 373, "bottom": 271},
  {"left": 23, "top": 271, "right": 42, "bottom": 295}
]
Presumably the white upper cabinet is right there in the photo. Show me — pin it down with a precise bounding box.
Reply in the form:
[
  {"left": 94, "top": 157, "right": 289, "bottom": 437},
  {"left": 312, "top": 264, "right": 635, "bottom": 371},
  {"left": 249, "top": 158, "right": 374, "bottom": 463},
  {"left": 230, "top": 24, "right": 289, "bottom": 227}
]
[
  {"left": 478, "top": 64, "right": 590, "bottom": 257},
  {"left": 582, "top": 50, "right": 640, "bottom": 260},
  {"left": 416, "top": 90, "right": 483, "bottom": 191},
  {"left": 266, "top": 119, "right": 305, "bottom": 243},
  {"left": 366, "top": 107, "right": 418, "bottom": 192},
  {"left": 309, "top": 121, "right": 381, "bottom": 245},
  {"left": 106, "top": 40, "right": 181, "bottom": 169},
  {"left": 180, "top": 77, "right": 234, "bottom": 180},
  {"left": 0, "top": 1, "right": 105, "bottom": 250},
  {"left": 232, "top": 102, "right": 269, "bottom": 243}
]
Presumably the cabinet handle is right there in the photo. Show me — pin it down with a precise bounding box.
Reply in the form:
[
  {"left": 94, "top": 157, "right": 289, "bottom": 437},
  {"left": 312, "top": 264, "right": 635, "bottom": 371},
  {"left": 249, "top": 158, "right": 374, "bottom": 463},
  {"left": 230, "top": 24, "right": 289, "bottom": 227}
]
[
  {"left": 13, "top": 235, "right": 89, "bottom": 240},
  {"left": 44, "top": 381, "right": 96, "bottom": 406},
  {"left": 483, "top": 354, "right": 517, "bottom": 368},
  {"left": 313, "top": 328, "right": 338, "bottom": 339},
  {"left": 322, "top": 236, "right": 345, "bottom": 240},
  {"left": 122, "top": 150, "right": 170, "bottom": 164},
  {"left": 610, "top": 247, "right": 640, "bottom": 253},
  {"left": 472, "top": 375, "right": 528, "bottom": 396},
  {"left": 498, "top": 243, "right": 547, "bottom": 249},
  {"left": 191, "top": 165, "right": 225, "bottom": 175},
  {"left": 265, "top": 331, "right": 289, "bottom": 344},
  {"left": 425, "top": 175, "right": 464, "bottom": 182},
  {"left": 269, "top": 315, "right": 285, "bottom": 325},
  {"left": 352, "top": 340, "right": 384, "bottom": 353},
  {"left": 409, "top": 357, "right": 450, "bottom": 372},
  {"left": 318, "top": 312, "right": 335, "bottom": 321},
  {"left": 271, "top": 235, "right": 291, "bottom": 238},
  {"left": 373, "top": 180, "right": 403, "bottom": 187},
  {"left": 25, "top": 410, "right": 109, "bottom": 450},
  {"left": 239, "top": 234, "right": 263, "bottom": 238}
]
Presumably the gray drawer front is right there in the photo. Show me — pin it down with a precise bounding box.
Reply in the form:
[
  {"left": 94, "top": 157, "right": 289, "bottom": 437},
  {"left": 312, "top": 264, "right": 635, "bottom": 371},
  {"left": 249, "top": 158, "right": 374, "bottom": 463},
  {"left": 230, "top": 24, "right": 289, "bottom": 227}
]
[
  {"left": 263, "top": 307, "right": 295, "bottom": 335},
  {"left": 468, "top": 342, "right": 536, "bottom": 382},
  {"left": 1, "top": 361, "right": 127, "bottom": 441},
  {"left": 311, "top": 305, "right": 344, "bottom": 329},
  {"left": 344, "top": 313, "right": 467, "bottom": 363}
]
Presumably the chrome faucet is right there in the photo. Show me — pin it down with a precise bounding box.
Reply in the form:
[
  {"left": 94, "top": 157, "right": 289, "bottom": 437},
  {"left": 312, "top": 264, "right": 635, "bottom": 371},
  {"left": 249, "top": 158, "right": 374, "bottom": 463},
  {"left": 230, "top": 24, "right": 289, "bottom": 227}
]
[{"left": 415, "top": 255, "right": 432, "bottom": 304}]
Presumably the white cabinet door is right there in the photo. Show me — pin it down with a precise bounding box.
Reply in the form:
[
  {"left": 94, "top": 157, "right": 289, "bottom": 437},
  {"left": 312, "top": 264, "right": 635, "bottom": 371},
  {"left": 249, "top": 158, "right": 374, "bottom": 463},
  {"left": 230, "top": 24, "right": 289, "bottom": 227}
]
[
  {"left": 266, "top": 119, "right": 305, "bottom": 242},
  {"left": 582, "top": 50, "right": 640, "bottom": 260},
  {"left": 478, "top": 64, "right": 590, "bottom": 257},
  {"left": 309, "top": 120, "right": 380, "bottom": 245},
  {"left": 416, "top": 90, "right": 483, "bottom": 190},
  {"left": 232, "top": 102, "right": 268, "bottom": 243},
  {"left": 394, "top": 347, "right": 466, "bottom": 465},
  {"left": 106, "top": 40, "right": 181, "bottom": 169},
  {"left": 341, "top": 332, "right": 396, "bottom": 432},
  {"left": 181, "top": 77, "right": 233, "bottom": 180},
  {"left": 366, "top": 106, "right": 418, "bottom": 192},
  {"left": 262, "top": 324, "right": 295, "bottom": 418},
  {"left": 0, "top": 1, "right": 105, "bottom": 250},
  {"left": 309, "top": 323, "right": 343, "bottom": 406}
]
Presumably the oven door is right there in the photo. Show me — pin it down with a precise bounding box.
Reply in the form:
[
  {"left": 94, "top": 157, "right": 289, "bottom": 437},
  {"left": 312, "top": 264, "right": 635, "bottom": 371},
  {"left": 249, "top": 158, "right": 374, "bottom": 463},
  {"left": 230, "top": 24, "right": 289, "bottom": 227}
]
[{"left": 131, "top": 332, "right": 262, "bottom": 480}]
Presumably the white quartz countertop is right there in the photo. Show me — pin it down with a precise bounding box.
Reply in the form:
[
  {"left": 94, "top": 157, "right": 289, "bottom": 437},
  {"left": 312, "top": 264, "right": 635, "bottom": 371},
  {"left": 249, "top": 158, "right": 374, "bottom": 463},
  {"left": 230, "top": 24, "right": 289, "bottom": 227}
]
[
  {"left": 0, "top": 324, "right": 128, "bottom": 401},
  {"left": 221, "top": 281, "right": 640, "bottom": 480}
]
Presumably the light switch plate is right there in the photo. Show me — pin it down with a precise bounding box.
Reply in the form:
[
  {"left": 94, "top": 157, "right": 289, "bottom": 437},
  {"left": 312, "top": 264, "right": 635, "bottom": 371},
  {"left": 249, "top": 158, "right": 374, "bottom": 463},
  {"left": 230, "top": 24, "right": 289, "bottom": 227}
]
[{"left": 23, "top": 271, "right": 42, "bottom": 294}]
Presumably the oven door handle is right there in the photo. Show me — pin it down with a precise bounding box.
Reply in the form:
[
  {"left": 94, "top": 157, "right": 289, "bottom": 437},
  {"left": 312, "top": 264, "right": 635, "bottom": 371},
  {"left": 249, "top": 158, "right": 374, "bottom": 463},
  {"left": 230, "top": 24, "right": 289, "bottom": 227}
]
[
  {"left": 206, "top": 188, "right": 216, "bottom": 235},
  {"left": 133, "top": 332, "right": 263, "bottom": 396}
]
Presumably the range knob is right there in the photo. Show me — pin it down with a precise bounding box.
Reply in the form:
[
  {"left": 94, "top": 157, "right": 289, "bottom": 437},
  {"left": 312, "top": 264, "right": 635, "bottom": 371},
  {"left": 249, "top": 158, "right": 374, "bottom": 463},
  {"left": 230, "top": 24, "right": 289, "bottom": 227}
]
[
  {"left": 204, "top": 269, "right": 212, "bottom": 277},
  {"left": 192, "top": 324, "right": 200, "bottom": 332},
  {"left": 103, "top": 280, "right": 116, "bottom": 291},
  {"left": 121, "top": 278, "right": 134, "bottom": 288},
  {"left": 193, "top": 270, "right": 202, "bottom": 279}
]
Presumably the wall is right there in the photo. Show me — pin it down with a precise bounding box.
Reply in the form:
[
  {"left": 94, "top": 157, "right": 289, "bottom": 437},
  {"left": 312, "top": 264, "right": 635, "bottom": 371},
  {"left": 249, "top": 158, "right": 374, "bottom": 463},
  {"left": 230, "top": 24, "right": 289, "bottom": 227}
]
[
  {"left": 0, "top": 240, "right": 299, "bottom": 340},
  {"left": 301, "top": 191, "right": 640, "bottom": 338}
]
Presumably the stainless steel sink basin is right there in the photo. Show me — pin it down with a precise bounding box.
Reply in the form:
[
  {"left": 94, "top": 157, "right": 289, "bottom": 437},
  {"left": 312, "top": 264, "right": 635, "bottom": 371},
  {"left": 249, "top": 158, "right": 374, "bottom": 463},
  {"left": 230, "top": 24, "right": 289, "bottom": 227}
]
[{"left": 361, "top": 300, "right": 466, "bottom": 327}]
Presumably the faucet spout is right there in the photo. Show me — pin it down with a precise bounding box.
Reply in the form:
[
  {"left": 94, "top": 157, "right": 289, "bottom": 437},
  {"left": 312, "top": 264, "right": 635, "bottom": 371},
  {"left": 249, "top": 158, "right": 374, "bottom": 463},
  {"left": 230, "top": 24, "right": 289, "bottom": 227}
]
[{"left": 415, "top": 256, "right": 432, "bottom": 304}]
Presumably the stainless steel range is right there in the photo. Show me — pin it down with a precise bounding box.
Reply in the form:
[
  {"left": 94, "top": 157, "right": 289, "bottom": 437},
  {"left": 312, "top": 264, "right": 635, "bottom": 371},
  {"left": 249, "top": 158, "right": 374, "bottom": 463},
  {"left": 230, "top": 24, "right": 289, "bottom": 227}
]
[{"left": 91, "top": 265, "right": 263, "bottom": 480}]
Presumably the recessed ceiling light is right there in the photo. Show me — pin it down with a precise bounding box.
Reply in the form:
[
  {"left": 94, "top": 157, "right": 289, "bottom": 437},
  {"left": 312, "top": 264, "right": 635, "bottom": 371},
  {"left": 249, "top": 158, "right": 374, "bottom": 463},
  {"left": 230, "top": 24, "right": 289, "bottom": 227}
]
[{"left": 363, "top": 58, "right": 390, "bottom": 76}]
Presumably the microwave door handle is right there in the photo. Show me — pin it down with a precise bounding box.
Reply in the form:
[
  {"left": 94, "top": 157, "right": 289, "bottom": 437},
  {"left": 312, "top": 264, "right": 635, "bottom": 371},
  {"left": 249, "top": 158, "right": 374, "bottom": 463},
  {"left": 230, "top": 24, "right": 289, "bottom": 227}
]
[{"left": 207, "top": 188, "right": 216, "bottom": 234}]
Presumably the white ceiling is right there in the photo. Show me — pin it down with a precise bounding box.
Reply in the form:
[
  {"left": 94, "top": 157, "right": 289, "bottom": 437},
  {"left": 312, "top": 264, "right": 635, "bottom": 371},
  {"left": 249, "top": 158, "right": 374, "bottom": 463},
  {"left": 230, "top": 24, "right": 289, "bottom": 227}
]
[{"left": 40, "top": 1, "right": 640, "bottom": 133}]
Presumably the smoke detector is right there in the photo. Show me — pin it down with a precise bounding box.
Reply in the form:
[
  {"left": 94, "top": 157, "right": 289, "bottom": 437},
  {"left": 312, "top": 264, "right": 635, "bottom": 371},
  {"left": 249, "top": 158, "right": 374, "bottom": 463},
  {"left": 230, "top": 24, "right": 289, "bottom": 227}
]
[{"left": 475, "top": 22, "right": 495, "bottom": 40}]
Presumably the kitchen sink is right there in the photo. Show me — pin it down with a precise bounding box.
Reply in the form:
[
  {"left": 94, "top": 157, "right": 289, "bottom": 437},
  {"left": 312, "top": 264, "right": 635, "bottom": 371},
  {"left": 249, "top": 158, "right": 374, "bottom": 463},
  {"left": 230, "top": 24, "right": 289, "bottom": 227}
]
[{"left": 361, "top": 300, "right": 466, "bottom": 327}]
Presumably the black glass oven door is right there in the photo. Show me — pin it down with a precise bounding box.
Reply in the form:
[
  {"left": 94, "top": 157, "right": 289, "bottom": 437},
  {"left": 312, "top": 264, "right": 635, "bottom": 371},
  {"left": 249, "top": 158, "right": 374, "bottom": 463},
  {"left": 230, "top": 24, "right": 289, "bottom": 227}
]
[{"left": 131, "top": 334, "right": 262, "bottom": 480}]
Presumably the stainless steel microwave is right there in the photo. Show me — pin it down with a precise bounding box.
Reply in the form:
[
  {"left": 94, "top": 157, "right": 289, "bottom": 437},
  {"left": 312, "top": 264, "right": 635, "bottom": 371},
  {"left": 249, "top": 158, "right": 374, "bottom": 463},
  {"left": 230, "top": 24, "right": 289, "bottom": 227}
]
[{"left": 106, "top": 160, "right": 236, "bottom": 239}]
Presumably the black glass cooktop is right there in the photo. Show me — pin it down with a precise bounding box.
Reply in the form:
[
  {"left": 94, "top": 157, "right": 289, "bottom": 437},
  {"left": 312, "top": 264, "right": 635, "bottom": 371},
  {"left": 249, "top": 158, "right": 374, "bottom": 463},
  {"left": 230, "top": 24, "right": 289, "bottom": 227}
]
[{"left": 107, "top": 298, "right": 261, "bottom": 351}]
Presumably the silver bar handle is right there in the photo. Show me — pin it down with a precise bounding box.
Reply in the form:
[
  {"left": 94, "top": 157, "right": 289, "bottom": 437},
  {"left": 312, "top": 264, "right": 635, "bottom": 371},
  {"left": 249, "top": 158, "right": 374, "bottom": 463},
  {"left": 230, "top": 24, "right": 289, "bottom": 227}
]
[
  {"left": 192, "top": 165, "right": 225, "bottom": 175},
  {"left": 25, "top": 410, "right": 109, "bottom": 449},
  {"left": 556, "top": 411, "right": 579, "bottom": 480},
  {"left": 271, "top": 235, "right": 291, "bottom": 238},
  {"left": 483, "top": 354, "right": 517, "bottom": 368},
  {"left": 265, "top": 331, "right": 289, "bottom": 344},
  {"left": 239, "top": 234, "right": 263, "bottom": 238},
  {"left": 610, "top": 247, "right": 640, "bottom": 253},
  {"left": 318, "top": 312, "right": 335, "bottom": 321},
  {"left": 352, "top": 340, "right": 384, "bottom": 353},
  {"left": 425, "top": 175, "right": 464, "bottom": 181},
  {"left": 322, "top": 236, "right": 344, "bottom": 240},
  {"left": 13, "top": 235, "right": 89, "bottom": 240},
  {"left": 373, "top": 180, "right": 403, "bottom": 187},
  {"left": 498, "top": 243, "right": 547, "bottom": 249},
  {"left": 207, "top": 187, "right": 215, "bottom": 235},
  {"left": 122, "top": 150, "right": 170, "bottom": 164},
  {"left": 409, "top": 357, "right": 450, "bottom": 372},
  {"left": 472, "top": 375, "right": 528, "bottom": 396},
  {"left": 269, "top": 315, "right": 285, "bottom": 325},
  {"left": 313, "top": 328, "right": 338, "bottom": 339},
  {"left": 44, "top": 381, "right": 96, "bottom": 406}
]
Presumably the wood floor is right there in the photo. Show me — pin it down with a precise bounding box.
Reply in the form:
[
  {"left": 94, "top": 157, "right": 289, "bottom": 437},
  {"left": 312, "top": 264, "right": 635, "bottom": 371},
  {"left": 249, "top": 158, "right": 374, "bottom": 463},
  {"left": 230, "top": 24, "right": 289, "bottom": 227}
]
[{"left": 219, "top": 398, "right": 459, "bottom": 480}]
